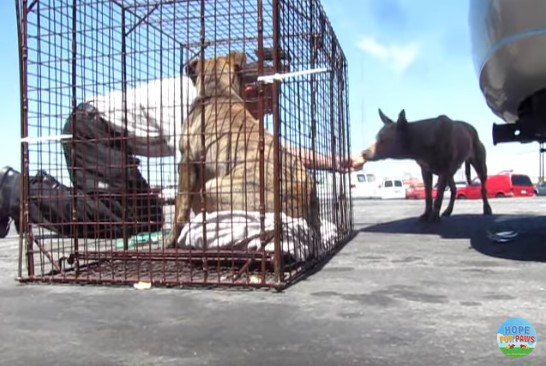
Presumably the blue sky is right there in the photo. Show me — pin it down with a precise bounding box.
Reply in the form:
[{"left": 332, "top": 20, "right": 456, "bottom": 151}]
[
  {"left": 0, "top": 1, "right": 542, "bottom": 181},
  {"left": 1, "top": 2, "right": 22, "bottom": 170},
  {"left": 321, "top": 0, "right": 541, "bottom": 181}
]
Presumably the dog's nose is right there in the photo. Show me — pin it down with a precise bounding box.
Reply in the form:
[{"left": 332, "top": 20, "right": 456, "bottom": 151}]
[{"left": 362, "top": 144, "right": 376, "bottom": 161}]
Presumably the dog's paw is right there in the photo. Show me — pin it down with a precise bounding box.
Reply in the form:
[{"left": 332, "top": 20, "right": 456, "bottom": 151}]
[
  {"left": 441, "top": 209, "right": 452, "bottom": 217},
  {"left": 483, "top": 205, "right": 493, "bottom": 216},
  {"left": 418, "top": 213, "right": 431, "bottom": 222},
  {"left": 419, "top": 212, "right": 441, "bottom": 223}
]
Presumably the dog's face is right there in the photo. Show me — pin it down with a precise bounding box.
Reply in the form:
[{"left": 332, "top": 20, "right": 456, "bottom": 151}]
[
  {"left": 362, "top": 109, "right": 409, "bottom": 161},
  {"left": 186, "top": 52, "right": 246, "bottom": 98}
]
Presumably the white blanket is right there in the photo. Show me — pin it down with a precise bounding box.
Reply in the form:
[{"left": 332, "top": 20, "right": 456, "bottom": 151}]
[{"left": 176, "top": 211, "right": 338, "bottom": 261}]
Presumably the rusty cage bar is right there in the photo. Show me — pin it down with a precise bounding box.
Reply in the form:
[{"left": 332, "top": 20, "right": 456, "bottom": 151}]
[{"left": 16, "top": 0, "right": 353, "bottom": 289}]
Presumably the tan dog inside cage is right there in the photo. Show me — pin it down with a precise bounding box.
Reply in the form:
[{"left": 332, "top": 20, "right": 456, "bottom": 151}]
[{"left": 165, "top": 52, "right": 323, "bottom": 259}]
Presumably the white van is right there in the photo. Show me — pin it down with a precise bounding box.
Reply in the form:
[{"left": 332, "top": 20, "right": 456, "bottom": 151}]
[
  {"left": 350, "top": 171, "right": 379, "bottom": 199},
  {"left": 377, "top": 178, "right": 406, "bottom": 199},
  {"left": 315, "top": 171, "right": 349, "bottom": 200},
  {"left": 315, "top": 171, "right": 379, "bottom": 200}
]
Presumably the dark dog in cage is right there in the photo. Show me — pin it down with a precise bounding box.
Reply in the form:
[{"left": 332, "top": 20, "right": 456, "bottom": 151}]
[
  {"left": 361, "top": 109, "right": 492, "bottom": 222},
  {"left": 165, "top": 52, "right": 320, "bottom": 248}
]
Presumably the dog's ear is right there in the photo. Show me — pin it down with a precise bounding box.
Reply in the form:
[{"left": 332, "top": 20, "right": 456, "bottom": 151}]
[
  {"left": 228, "top": 52, "right": 247, "bottom": 71},
  {"left": 378, "top": 108, "right": 394, "bottom": 125},
  {"left": 396, "top": 109, "right": 408, "bottom": 129},
  {"left": 185, "top": 58, "right": 199, "bottom": 84}
]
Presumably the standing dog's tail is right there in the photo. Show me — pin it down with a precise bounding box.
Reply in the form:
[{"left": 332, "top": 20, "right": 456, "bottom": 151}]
[{"left": 465, "top": 161, "right": 472, "bottom": 185}]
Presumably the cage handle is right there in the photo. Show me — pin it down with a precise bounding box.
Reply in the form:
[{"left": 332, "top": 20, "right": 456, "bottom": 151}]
[
  {"left": 257, "top": 67, "right": 328, "bottom": 84},
  {"left": 21, "top": 134, "right": 72, "bottom": 144}
]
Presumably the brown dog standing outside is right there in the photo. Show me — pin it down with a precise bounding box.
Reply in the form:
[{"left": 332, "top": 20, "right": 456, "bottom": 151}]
[
  {"left": 165, "top": 52, "right": 320, "bottom": 248},
  {"left": 359, "top": 109, "right": 493, "bottom": 222}
]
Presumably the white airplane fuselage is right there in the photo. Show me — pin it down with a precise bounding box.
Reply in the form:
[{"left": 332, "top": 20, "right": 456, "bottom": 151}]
[{"left": 469, "top": 0, "right": 546, "bottom": 143}]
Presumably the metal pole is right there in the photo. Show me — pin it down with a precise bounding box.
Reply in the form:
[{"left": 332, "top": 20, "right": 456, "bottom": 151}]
[
  {"left": 257, "top": 0, "right": 267, "bottom": 282},
  {"left": 16, "top": 0, "right": 32, "bottom": 278},
  {"left": 199, "top": 0, "right": 208, "bottom": 280},
  {"left": 120, "top": 7, "right": 129, "bottom": 253},
  {"left": 70, "top": 0, "right": 79, "bottom": 264},
  {"left": 271, "top": 0, "right": 283, "bottom": 284}
]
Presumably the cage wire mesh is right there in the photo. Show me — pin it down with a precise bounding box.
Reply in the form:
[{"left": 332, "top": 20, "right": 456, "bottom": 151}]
[{"left": 16, "top": 0, "right": 353, "bottom": 289}]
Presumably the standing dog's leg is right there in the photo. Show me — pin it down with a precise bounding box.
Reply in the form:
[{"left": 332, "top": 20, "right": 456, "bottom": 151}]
[
  {"left": 442, "top": 176, "right": 457, "bottom": 217},
  {"left": 470, "top": 158, "right": 493, "bottom": 215},
  {"left": 432, "top": 174, "right": 448, "bottom": 222},
  {"left": 419, "top": 169, "right": 434, "bottom": 222},
  {"left": 165, "top": 159, "right": 198, "bottom": 248},
  {"left": 471, "top": 139, "right": 493, "bottom": 215}
]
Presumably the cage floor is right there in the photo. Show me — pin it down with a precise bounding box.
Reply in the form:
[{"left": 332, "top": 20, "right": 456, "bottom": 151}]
[
  {"left": 21, "top": 249, "right": 289, "bottom": 289},
  {"left": 20, "top": 225, "right": 356, "bottom": 290}
]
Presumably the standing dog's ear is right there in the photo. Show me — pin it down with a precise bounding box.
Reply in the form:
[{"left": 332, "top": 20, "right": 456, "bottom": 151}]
[
  {"left": 397, "top": 109, "right": 408, "bottom": 128},
  {"left": 228, "top": 52, "right": 247, "bottom": 71},
  {"left": 185, "top": 58, "right": 199, "bottom": 84},
  {"left": 378, "top": 108, "right": 394, "bottom": 125}
]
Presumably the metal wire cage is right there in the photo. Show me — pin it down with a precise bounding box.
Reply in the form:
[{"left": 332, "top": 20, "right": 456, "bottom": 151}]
[{"left": 16, "top": 0, "right": 353, "bottom": 289}]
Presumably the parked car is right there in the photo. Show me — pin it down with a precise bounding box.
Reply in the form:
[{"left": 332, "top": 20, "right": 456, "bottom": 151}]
[
  {"left": 406, "top": 181, "right": 426, "bottom": 199},
  {"left": 536, "top": 181, "right": 546, "bottom": 196},
  {"left": 406, "top": 181, "right": 467, "bottom": 199},
  {"left": 378, "top": 178, "right": 406, "bottom": 199},
  {"left": 435, "top": 181, "right": 468, "bottom": 200},
  {"left": 456, "top": 173, "right": 536, "bottom": 199}
]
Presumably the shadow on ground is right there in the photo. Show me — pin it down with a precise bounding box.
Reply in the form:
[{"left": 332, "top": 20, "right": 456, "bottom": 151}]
[{"left": 360, "top": 214, "right": 546, "bottom": 262}]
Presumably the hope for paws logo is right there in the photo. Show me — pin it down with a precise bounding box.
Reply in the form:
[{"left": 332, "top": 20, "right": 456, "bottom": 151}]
[{"left": 497, "top": 318, "right": 537, "bottom": 358}]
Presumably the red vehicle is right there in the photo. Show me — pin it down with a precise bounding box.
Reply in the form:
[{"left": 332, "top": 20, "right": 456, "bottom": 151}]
[
  {"left": 456, "top": 173, "right": 536, "bottom": 199},
  {"left": 405, "top": 181, "right": 426, "bottom": 199},
  {"left": 406, "top": 181, "right": 466, "bottom": 199},
  {"left": 406, "top": 187, "right": 426, "bottom": 199}
]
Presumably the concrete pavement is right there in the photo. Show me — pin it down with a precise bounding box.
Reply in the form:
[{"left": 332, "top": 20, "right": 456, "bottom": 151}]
[{"left": 0, "top": 198, "right": 545, "bottom": 365}]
